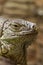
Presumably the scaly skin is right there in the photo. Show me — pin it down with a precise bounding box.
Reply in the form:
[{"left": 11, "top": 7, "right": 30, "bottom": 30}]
[{"left": 0, "top": 16, "right": 38, "bottom": 65}]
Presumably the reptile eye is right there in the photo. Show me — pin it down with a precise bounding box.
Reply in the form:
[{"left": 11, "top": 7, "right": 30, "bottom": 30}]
[
  {"left": 14, "top": 25, "right": 18, "bottom": 27},
  {"left": 9, "top": 23, "right": 18, "bottom": 27}
]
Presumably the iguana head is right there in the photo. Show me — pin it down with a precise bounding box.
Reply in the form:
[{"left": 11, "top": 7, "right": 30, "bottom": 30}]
[
  {"left": 0, "top": 19, "right": 38, "bottom": 55},
  {"left": 1, "top": 19, "right": 38, "bottom": 39}
]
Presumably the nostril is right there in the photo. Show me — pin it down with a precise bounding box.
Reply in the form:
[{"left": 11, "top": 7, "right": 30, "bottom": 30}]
[
  {"left": 32, "top": 25, "right": 36, "bottom": 29},
  {"left": 32, "top": 25, "right": 38, "bottom": 34},
  {"left": 32, "top": 25, "right": 37, "bottom": 30}
]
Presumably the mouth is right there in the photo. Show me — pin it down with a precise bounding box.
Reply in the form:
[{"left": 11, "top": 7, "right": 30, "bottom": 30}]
[{"left": 14, "top": 25, "right": 38, "bottom": 36}]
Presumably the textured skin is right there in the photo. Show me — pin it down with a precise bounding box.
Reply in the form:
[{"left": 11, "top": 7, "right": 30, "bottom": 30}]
[{"left": 0, "top": 16, "right": 38, "bottom": 65}]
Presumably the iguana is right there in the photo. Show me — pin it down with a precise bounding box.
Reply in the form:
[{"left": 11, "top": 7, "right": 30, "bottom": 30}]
[{"left": 0, "top": 16, "right": 38, "bottom": 65}]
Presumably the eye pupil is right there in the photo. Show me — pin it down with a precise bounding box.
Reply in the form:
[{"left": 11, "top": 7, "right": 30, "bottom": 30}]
[{"left": 14, "top": 25, "right": 18, "bottom": 27}]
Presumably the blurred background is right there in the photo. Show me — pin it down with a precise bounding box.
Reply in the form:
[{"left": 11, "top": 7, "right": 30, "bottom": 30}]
[{"left": 0, "top": 0, "right": 43, "bottom": 65}]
